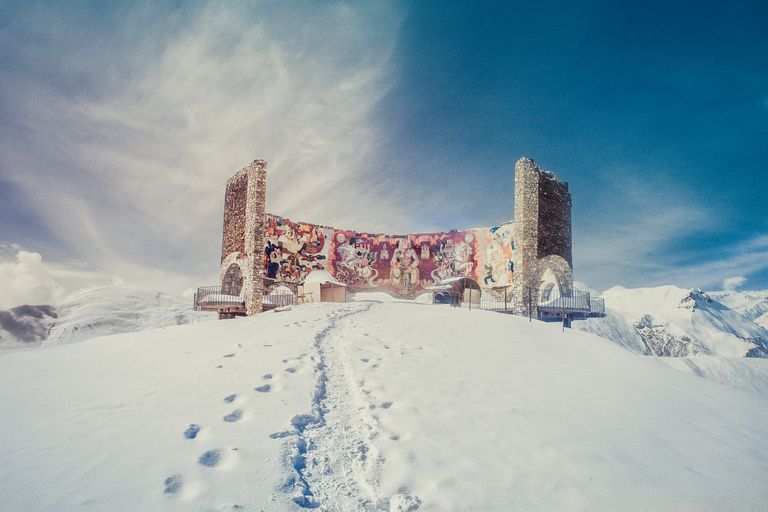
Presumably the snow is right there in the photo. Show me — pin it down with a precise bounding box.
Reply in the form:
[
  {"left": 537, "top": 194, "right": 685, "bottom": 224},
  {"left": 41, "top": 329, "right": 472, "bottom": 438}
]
[
  {"left": 349, "top": 292, "right": 402, "bottom": 303},
  {"left": 302, "top": 270, "right": 345, "bottom": 286},
  {"left": 0, "top": 284, "right": 212, "bottom": 349},
  {"left": 2, "top": 288, "right": 768, "bottom": 511},
  {"left": 709, "top": 289, "right": 768, "bottom": 329},
  {"left": 574, "top": 285, "right": 768, "bottom": 359}
]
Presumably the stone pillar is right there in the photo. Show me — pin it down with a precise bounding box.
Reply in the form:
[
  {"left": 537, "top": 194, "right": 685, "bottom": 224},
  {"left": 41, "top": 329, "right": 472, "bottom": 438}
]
[
  {"left": 243, "top": 160, "right": 268, "bottom": 315},
  {"left": 513, "top": 158, "right": 541, "bottom": 316}
]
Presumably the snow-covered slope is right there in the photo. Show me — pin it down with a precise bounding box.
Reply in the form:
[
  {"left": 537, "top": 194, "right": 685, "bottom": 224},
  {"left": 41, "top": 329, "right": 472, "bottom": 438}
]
[
  {"left": 1, "top": 301, "right": 767, "bottom": 511},
  {"left": 573, "top": 285, "right": 768, "bottom": 358},
  {"left": 0, "top": 285, "right": 212, "bottom": 349},
  {"left": 709, "top": 289, "right": 768, "bottom": 330}
]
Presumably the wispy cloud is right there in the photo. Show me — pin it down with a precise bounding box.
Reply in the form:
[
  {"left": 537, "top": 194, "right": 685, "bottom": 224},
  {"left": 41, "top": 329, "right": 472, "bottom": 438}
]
[
  {"left": 0, "top": 0, "right": 404, "bottom": 292},
  {"left": 723, "top": 276, "right": 747, "bottom": 291}
]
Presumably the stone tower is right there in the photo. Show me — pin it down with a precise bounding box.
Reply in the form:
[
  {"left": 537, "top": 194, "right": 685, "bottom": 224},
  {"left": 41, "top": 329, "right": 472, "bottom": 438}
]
[
  {"left": 219, "top": 160, "right": 268, "bottom": 316},
  {"left": 512, "top": 158, "right": 573, "bottom": 315}
]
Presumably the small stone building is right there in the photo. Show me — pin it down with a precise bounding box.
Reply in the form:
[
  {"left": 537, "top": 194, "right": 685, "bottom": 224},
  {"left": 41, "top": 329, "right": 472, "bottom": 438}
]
[{"left": 202, "top": 157, "right": 590, "bottom": 319}]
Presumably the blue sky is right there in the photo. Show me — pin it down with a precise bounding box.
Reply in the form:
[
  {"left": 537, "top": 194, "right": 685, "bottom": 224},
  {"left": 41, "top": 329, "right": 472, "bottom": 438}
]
[{"left": 1, "top": 0, "right": 767, "bottom": 306}]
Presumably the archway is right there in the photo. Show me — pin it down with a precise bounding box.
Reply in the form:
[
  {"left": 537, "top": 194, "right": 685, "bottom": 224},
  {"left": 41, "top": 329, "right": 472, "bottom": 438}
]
[{"left": 531, "top": 255, "right": 573, "bottom": 302}]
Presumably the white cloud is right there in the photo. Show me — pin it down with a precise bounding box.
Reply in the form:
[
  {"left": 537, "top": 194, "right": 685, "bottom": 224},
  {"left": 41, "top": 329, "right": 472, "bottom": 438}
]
[
  {"left": 0, "top": 248, "right": 121, "bottom": 310},
  {"left": 0, "top": 251, "right": 65, "bottom": 309},
  {"left": 723, "top": 276, "right": 747, "bottom": 290}
]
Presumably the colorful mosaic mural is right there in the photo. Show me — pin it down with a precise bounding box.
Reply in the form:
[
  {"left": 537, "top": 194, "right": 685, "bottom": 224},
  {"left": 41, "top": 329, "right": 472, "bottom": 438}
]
[
  {"left": 264, "top": 215, "right": 330, "bottom": 283},
  {"left": 477, "top": 224, "right": 515, "bottom": 287},
  {"left": 263, "top": 214, "right": 514, "bottom": 295},
  {"left": 327, "top": 230, "right": 484, "bottom": 294}
]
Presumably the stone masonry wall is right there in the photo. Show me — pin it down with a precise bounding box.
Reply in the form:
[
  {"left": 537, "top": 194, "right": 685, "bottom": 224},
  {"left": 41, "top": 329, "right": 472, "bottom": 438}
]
[
  {"left": 219, "top": 160, "right": 268, "bottom": 316},
  {"left": 513, "top": 158, "right": 541, "bottom": 313},
  {"left": 512, "top": 158, "right": 573, "bottom": 315},
  {"left": 243, "top": 160, "right": 267, "bottom": 316},
  {"left": 536, "top": 169, "right": 572, "bottom": 267},
  {"left": 221, "top": 171, "right": 248, "bottom": 261}
]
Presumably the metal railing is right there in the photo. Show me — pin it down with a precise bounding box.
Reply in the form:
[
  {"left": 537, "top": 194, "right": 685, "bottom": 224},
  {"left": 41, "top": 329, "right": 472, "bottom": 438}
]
[
  {"left": 193, "top": 286, "right": 245, "bottom": 311},
  {"left": 588, "top": 297, "right": 605, "bottom": 315},
  {"left": 480, "top": 289, "right": 515, "bottom": 312},
  {"left": 264, "top": 289, "right": 296, "bottom": 308},
  {"left": 538, "top": 290, "right": 606, "bottom": 316},
  {"left": 538, "top": 290, "right": 590, "bottom": 312}
]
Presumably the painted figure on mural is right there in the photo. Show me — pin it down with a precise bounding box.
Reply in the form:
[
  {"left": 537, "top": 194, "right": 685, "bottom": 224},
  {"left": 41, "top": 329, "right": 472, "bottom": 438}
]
[
  {"left": 390, "top": 238, "right": 420, "bottom": 291},
  {"left": 336, "top": 237, "right": 379, "bottom": 286},
  {"left": 454, "top": 238, "right": 473, "bottom": 276},
  {"left": 276, "top": 223, "right": 303, "bottom": 254},
  {"left": 431, "top": 237, "right": 473, "bottom": 283},
  {"left": 264, "top": 217, "right": 328, "bottom": 282},
  {"left": 482, "top": 226, "right": 514, "bottom": 286}
]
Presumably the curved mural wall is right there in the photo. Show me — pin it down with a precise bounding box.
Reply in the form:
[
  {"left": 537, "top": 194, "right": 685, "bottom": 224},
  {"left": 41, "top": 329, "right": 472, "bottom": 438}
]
[{"left": 263, "top": 214, "right": 515, "bottom": 296}]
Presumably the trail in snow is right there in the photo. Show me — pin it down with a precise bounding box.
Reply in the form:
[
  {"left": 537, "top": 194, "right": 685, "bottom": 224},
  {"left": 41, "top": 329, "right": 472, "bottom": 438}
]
[{"left": 275, "top": 303, "right": 420, "bottom": 511}]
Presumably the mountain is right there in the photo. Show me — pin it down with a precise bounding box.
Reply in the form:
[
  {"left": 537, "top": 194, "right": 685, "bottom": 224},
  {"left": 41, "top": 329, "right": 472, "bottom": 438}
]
[
  {"left": 572, "top": 285, "right": 768, "bottom": 358},
  {"left": 0, "top": 285, "right": 212, "bottom": 349},
  {"left": 1, "top": 300, "right": 767, "bottom": 511},
  {"left": 709, "top": 289, "right": 768, "bottom": 330}
]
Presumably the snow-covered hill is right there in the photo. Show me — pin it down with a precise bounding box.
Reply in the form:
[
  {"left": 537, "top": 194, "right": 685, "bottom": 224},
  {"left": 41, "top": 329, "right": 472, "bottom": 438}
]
[
  {"left": 1, "top": 299, "right": 768, "bottom": 511},
  {"left": 0, "top": 285, "right": 212, "bottom": 349},
  {"left": 709, "top": 289, "right": 768, "bottom": 330},
  {"left": 573, "top": 285, "right": 768, "bottom": 358}
]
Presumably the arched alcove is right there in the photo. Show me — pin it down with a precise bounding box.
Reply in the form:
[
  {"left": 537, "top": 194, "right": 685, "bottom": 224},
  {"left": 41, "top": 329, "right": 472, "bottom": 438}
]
[
  {"left": 531, "top": 255, "right": 573, "bottom": 301},
  {"left": 222, "top": 263, "right": 244, "bottom": 296}
]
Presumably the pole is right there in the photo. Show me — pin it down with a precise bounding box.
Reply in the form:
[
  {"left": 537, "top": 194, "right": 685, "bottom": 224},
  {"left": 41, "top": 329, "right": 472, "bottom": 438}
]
[
  {"left": 528, "top": 286, "right": 531, "bottom": 322},
  {"left": 562, "top": 297, "right": 565, "bottom": 332}
]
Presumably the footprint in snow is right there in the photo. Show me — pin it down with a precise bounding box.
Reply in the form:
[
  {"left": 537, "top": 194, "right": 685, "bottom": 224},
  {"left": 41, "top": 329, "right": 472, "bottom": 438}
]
[
  {"left": 184, "top": 424, "right": 201, "bottom": 439},
  {"left": 223, "top": 394, "right": 237, "bottom": 403},
  {"left": 380, "top": 401, "right": 393, "bottom": 409},
  {"left": 164, "top": 475, "right": 183, "bottom": 494},
  {"left": 254, "top": 384, "right": 271, "bottom": 393},
  {"left": 223, "top": 410, "right": 243, "bottom": 422},
  {"left": 199, "top": 450, "right": 221, "bottom": 468},
  {"left": 285, "top": 367, "right": 297, "bottom": 373},
  {"left": 262, "top": 374, "right": 273, "bottom": 380},
  {"left": 223, "top": 353, "right": 235, "bottom": 358}
]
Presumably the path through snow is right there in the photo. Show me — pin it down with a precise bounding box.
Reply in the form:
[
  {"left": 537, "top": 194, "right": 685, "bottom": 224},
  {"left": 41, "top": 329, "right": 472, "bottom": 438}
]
[{"left": 276, "top": 302, "right": 420, "bottom": 511}]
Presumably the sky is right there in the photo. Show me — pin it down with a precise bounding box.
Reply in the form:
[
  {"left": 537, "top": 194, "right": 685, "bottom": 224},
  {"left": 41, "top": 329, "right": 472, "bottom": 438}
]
[{"left": 1, "top": 0, "right": 767, "bottom": 307}]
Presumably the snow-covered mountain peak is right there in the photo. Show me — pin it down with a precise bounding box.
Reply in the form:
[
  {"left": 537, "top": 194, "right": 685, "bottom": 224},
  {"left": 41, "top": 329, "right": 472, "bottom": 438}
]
[{"left": 677, "top": 288, "right": 714, "bottom": 310}]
